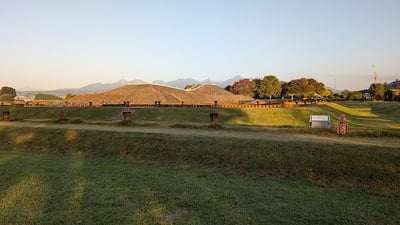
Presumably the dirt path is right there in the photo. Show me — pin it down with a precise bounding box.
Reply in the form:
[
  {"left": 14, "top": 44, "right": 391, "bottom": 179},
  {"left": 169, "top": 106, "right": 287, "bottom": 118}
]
[{"left": 1, "top": 121, "right": 398, "bottom": 148}]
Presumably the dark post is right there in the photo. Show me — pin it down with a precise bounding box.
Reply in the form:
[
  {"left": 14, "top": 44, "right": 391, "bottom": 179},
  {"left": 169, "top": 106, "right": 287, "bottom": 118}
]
[
  {"left": 59, "top": 110, "right": 66, "bottom": 121},
  {"left": 123, "top": 111, "right": 132, "bottom": 121},
  {"left": 209, "top": 112, "right": 218, "bottom": 127},
  {"left": 2, "top": 111, "right": 10, "bottom": 121}
]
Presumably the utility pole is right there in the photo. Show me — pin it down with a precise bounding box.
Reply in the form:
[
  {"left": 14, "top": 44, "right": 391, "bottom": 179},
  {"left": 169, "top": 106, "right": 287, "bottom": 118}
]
[{"left": 372, "top": 64, "right": 378, "bottom": 84}]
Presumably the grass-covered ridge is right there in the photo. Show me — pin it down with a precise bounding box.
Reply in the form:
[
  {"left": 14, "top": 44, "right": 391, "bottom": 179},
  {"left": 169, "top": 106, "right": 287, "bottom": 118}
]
[
  {"left": 0, "top": 106, "right": 121, "bottom": 122},
  {"left": 1, "top": 126, "right": 399, "bottom": 195},
  {"left": 2, "top": 102, "right": 399, "bottom": 130}
]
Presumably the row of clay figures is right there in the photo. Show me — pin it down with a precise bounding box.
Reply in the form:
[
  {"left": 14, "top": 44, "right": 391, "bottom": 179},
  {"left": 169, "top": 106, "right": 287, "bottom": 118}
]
[{"left": 337, "top": 114, "right": 349, "bottom": 135}]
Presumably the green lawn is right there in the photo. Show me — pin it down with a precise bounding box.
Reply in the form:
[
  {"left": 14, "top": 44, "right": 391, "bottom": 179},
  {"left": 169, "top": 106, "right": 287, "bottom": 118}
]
[
  {"left": 1, "top": 152, "right": 399, "bottom": 225},
  {"left": 2, "top": 102, "right": 399, "bottom": 130},
  {"left": 0, "top": 106, "right": 121, "bottom": 122}
]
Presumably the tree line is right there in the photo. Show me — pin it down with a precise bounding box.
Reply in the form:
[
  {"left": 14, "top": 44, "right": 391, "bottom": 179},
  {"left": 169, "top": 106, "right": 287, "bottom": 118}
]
[
  {"left": 225, "top": 76, "right": 400, "bottom": 101},
  {"left": 225, "top": 76, "right": 331, "bottom": 101},
  {"left": 2, "top": 78, "right": 399, "bottom": 102},
  {"left": 0, "top": 86, "right": 65, "bottom": 101}
]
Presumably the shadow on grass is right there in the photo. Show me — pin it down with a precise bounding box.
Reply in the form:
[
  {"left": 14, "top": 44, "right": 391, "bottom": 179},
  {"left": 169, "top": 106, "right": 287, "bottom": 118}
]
[{"left": 1, "top": 152, "right": 400, "bottom": 225}]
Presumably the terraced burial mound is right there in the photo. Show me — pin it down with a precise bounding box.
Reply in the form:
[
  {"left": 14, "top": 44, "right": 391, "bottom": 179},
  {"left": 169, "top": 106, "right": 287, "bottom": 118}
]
[{"left": 67, "top": 83, "right": 253, "bottom": 106}]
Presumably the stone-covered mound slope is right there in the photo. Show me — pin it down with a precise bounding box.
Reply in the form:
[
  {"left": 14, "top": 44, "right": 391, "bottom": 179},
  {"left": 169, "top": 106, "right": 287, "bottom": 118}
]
[{"left": 67, "top": 83, "right": 253, "bottom": 106}]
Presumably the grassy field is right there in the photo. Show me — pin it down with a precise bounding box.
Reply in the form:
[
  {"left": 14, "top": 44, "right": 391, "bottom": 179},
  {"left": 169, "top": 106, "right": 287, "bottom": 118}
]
[
  {"left": 1, "top": 152, "right": 399, "bottom": 225},
  {"left": 0, "top": 106, "right": 121, "bottom": 122},
  {"left": 2, "top": 101, "right": 400, "bottom": 130},
  {"left": 0, "top": 101, "right": 399, "bottom": 224}
]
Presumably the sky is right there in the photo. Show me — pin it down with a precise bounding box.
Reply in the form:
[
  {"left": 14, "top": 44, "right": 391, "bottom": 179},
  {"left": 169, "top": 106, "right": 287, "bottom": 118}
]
[{"left": 1, "top": 0, "right": 399, "bottom": 91}]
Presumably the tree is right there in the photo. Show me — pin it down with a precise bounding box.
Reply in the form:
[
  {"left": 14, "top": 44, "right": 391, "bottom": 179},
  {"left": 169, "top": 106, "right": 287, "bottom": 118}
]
[
  {"left": 34, "top": 93, "right": 63, "bottom": 100},
  {"left": 252, "top": 78, "right": 262, "bottom": 99},
  {"left": 0, "top": 86, "right": 16, "bottom": 100},
  {"left": 286, "top": 78, "right": 327, "bottom": 99},
  {"left": 256, "top": 75, "right": 282, "bottom": 100},
  {"left": 224, "top": 85, "right": 232, "bottom": 92},
  {"left": 287, "top": 78, "right": 309, "bottom": 99},
  {"left": 230, "top": 79, "right": 256, "bottom": 97},
  {"left": 384, "top": 89, "right": 394, "bottom": 101},
  {"left": 184, "top": 84, "right": 201, "bottom": 90},
  {"left": 321, "top": 89, "right": 333, "bottom": 98},
  {"left": 348, "top": 91, "right": 363, "bottom": 100},
  {"left": 308, "top": 79, "right": 326, "bottom": 95},
  {"left": 340, "top": 90, "right": 350, "bottom": 100},
  {"left": 369, "top": 83, "right": 385, "bottom": 100},
  {"left": 65, "top": 93, "right": 76, "bottom": 99},
  {"left": 0, "top": 94, "right": 14, "bottom": 101}
]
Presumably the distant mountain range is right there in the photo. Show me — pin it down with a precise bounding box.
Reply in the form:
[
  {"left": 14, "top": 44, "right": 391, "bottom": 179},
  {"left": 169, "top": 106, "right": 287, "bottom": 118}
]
[{"left": 17, "top": 76, "right": 243, "bottom": 97}]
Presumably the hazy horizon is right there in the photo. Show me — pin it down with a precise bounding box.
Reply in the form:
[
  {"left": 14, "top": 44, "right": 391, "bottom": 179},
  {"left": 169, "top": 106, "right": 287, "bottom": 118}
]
[{"left": 1, "top": 0, "right": 399, "bottom": 91}]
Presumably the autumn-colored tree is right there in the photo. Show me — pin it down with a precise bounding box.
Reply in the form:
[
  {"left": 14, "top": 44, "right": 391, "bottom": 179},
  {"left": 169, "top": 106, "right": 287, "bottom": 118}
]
[
  {"left": 230, "top": 79, "right": 256, "bottom": 97},
  {"left": 256, "top": 75, "right": 282, "bottom": 100},
  {"left": 286, "top": 78, "right": 327, "bottom": 99}
]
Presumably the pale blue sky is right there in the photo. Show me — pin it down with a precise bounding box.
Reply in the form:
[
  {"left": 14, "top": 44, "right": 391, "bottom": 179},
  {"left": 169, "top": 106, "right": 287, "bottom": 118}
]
[{"left": 1, "top": 0, "right": 399, "bottom": 91}]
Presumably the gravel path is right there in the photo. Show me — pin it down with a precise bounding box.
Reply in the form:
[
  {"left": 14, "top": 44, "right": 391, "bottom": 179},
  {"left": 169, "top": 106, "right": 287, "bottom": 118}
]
[{"left": 1, "top": 121, "right": 398, "bottom": 148}]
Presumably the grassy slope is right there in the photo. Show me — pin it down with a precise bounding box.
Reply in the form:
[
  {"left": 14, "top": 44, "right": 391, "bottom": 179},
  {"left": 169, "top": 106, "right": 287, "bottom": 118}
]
[
  {"left": 1, "top": 102, "right": 399, "bottom": 130},
  {"left": 1, "top": 126, "right": 399, "bottom": 193},
  {"left": 125, "top": 102, "right": 400, "bottom": 131},
  {"left": 0, "top": 106, "right": 121, "bottom": 122}
]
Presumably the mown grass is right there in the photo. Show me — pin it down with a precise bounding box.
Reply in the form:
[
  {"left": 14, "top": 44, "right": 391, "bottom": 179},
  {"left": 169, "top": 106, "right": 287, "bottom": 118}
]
[
  {"left": 0, "top": 106, "right": 121, "bottom": 122},
  {"left": 1, "top": 152, "right": 399, "bottom": 225},
  {"left": 2, "top": 102, "right": 399, "bottom": 131},
  {"left": 132, "top": 102, "right": 400, "bottom": 136},
  {"left": 326, "top": 102, "right": 400, "bottom": 130},
  {"left": 133, "top": 106, "right": 325, "bottom": 127},
  {"left": 1, "top": 126, "right": 399, "bottom": 195}
]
